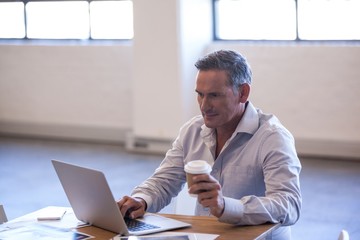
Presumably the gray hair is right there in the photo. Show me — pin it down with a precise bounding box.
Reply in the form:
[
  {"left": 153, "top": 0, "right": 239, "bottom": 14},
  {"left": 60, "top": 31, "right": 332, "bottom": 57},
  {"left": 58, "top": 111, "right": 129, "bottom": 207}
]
[{"left": 194, "top": 50, "right": 252, "bottom": 90}]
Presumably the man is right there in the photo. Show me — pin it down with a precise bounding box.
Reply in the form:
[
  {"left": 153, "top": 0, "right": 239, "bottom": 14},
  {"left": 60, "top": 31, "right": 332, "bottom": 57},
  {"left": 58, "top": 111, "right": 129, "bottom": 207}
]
[{"left": 118, "top": 50, "right": 302, "bottom": 239}]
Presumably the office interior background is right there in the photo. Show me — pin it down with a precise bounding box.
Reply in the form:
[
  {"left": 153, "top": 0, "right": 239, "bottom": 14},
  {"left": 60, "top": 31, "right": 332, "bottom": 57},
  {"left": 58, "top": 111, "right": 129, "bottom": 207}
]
[{"left": 0, "top": 0, "right": 359, "bottom": 239}]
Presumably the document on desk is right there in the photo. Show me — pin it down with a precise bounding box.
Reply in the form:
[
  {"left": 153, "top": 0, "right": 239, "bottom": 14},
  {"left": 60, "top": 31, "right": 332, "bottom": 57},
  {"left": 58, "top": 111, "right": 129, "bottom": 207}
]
[
  {"left": 112, "top": 231, "right": 219, "bottom": 240},
  {"left": 0, "top": 223, "right": 93, "bottom": 240},
  {"left": 0, "top": 206, "right": 93, "bottom": 240}
]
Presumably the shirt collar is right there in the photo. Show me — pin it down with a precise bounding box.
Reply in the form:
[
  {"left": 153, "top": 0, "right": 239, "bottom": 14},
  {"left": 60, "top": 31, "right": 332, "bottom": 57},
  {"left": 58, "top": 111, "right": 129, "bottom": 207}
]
[
  {"left": 234, "top": 101, "right": 259, "bottom": 136},
  {"left": 200, "top": 101, "right": 259, "bottom": 139}
]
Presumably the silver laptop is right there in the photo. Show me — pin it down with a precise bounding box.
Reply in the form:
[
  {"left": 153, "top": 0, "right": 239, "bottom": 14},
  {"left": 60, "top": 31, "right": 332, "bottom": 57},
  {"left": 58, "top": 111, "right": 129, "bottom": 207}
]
[{"left": 51, "top": 159, "right": 190, "bottom": 236}]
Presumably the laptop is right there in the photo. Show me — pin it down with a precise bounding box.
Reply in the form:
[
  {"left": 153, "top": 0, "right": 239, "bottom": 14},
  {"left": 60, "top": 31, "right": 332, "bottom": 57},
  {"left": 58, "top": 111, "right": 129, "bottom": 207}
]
[{"left": 51, "top": 159, "right": 191, "bottom": 236}]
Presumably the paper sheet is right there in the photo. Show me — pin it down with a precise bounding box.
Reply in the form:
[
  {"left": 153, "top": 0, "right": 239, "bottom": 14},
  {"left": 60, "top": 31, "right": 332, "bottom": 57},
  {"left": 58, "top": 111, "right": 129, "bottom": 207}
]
[{"left": 0, "top": 223, "right": 93, "bottom": 240}]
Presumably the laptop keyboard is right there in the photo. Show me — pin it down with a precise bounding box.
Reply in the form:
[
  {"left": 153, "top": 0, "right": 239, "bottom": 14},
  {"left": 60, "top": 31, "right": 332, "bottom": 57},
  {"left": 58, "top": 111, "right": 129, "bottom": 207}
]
[{"left": 124, "top": 217, "right": 160, "bottom": 232}]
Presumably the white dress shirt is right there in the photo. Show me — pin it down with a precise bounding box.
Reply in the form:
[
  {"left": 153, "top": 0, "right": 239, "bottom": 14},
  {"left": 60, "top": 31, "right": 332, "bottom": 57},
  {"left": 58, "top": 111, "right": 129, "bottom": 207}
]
[{"left": 132, "top": 101, "right": 302, "bottom": 239}]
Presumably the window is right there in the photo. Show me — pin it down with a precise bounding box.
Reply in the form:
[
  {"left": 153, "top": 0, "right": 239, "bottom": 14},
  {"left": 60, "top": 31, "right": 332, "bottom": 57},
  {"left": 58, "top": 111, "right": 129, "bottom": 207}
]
[
  {"left": 0, "top": 0, "right": 133, "bottom": 40},
  {"left": 0, "top": 2, "right": 26, "bottom": 38},
  {"left": 214, "top": 0, "right": 360, "bottom": 41},
  {"left": 215, "top": 0, "right": 296, "bottom": 40},
  {"left": 90, "top": 1, "right": 133, "bottom": 39},
  {"left": 298, "top": 0, "right": 360, "bottom": 40},
  {"left": 26, "top": 1, "right": 89, "bottom": 39}
]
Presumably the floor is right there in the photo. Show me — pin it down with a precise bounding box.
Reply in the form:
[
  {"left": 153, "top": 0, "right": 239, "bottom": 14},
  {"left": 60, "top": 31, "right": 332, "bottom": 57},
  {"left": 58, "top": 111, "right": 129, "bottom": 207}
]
[{"left": 0, "top": 136, "right": 359, "bottom": 240}]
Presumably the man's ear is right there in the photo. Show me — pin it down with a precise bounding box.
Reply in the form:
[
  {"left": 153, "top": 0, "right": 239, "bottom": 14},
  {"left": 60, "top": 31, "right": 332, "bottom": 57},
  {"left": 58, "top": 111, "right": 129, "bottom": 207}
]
[{"left": 239, "top": 84, "right": 250, "bottom": 103}]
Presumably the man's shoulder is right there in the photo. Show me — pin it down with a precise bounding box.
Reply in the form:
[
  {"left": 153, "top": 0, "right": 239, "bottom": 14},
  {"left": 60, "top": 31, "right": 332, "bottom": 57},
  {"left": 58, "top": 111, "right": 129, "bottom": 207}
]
[
  {"left": 256, "top": 110, "right": 294, "bottom": 140},
  {"left": 178, "top": 115, "right": 204, "bottom": 134},
  {"left": 180, "top": 115, "right": 204, "bottom": 141},
  {"left": 184, "top": 115, "right": 204, "bottom": 127}
]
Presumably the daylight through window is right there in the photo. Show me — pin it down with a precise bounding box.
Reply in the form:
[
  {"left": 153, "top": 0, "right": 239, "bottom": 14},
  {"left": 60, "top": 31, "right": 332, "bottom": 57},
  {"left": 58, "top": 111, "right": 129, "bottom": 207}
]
[
  {"left": 215, "top": 0, "right": 360, "bottom": 41},
  {"left": 0, "top": 0, "right": 133, "bottom": 40}
]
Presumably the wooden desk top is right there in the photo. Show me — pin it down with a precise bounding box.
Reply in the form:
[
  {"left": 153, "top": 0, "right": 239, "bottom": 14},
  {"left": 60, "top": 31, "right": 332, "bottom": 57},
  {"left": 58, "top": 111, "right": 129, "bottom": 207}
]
[{"left": 79, "top": 214, "right": 279, "bottom": 240}]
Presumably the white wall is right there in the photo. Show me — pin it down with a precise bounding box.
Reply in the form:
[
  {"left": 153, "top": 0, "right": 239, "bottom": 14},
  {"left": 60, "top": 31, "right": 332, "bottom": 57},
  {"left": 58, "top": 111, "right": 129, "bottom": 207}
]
[
  {"left": 0, "top": 0, "right": 359, "bottom": 158},
  {"left": 0, "top": 44, "right": 133, "bottom": 141},
  {"left": 206, "top": 43, "right": 360, "bottom": 158},
  {"left": 132, "top": 0, "right": 212, "bottom": 142}
]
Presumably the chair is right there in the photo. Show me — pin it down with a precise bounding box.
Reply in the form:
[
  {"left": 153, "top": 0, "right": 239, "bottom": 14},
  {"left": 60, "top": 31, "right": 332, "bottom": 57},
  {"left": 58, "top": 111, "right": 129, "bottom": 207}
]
[
  {"left": 338, "top": 230, "right": 350, "bottom": 240},
  {"left": 174, "top": 183, "right": 196, "bottom": 215},
  {"left": 0, "top": 205, "right": 8, "bottom": 224}
]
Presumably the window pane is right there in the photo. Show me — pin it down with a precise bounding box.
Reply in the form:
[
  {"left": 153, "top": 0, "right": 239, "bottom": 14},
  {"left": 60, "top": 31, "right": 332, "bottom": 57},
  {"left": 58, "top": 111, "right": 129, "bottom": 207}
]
[
  {"left": 0, "top": 2, "right": 25, "bottom": 38},
  {"left": 298, "top": 0, "right": 360, "bottom": 40},
  {"left": 26, "top": 1, "right": 89, "bottom": 39},
  {"left": 215, "top": 0, "right": 297, "bottom": 40},
  {"left": 90, "top": 0, "right": 133, "bottom": 39}
]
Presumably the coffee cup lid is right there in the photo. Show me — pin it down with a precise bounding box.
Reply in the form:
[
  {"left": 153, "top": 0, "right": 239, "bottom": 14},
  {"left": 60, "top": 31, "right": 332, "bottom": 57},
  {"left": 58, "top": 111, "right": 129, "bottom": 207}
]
[{"left": 184, "top": 160, "right": 212, "bottom": 174}]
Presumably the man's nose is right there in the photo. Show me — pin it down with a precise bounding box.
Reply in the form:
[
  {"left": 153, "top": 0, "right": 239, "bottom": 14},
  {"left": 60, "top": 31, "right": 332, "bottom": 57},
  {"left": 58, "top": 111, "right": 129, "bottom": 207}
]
[{"left": 200, "top": 96, "right": 210, "bottom": 111}]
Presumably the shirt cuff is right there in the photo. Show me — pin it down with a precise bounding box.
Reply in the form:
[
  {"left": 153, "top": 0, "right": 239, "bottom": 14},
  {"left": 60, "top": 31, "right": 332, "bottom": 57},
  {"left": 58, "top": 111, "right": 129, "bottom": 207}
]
[
  {"left": 131, "top": 193, "right": 152, "bottom": 212},
  {"left": 218, "top": 197, "right": 244, "bottom": 224}
]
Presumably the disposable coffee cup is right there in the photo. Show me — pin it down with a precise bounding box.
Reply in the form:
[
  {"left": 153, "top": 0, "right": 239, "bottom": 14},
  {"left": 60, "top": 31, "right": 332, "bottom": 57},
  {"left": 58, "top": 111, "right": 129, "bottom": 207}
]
[{"left": 184, "top": 160, "right": 212, "bottom": 197}]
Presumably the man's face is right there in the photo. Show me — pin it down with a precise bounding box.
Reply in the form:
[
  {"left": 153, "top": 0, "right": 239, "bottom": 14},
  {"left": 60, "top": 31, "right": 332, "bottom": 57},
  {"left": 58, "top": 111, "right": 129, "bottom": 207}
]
[{"left": 195, "top": 70, "right": 242, "bottom": 130}]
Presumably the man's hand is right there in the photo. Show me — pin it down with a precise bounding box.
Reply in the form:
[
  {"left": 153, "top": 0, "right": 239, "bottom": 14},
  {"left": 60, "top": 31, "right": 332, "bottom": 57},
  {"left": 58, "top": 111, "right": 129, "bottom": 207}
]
[
  {"left": 188, "top": 174, "right": 225, "bottom": 218},
  {"left": 117, "top": 196, "right": 146, "bottom": 219}
]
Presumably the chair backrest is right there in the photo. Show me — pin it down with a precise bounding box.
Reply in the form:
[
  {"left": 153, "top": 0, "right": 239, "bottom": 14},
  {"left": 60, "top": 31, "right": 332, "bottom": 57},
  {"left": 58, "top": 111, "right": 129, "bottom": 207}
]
[
  {"left": 338, "top": 230, "right": 350, "bottom": 240},
  {"left": 0, "top": 205, "right": 8, "bottom": 224},
  {"left": 174, "top": 183, "right": 196, "bottom": 215}
]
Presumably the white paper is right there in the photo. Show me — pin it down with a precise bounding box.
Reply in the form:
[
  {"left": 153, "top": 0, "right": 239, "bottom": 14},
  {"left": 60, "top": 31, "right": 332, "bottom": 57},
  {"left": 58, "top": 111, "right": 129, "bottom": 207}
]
[
  {"left": 0, "top": 223, "right": 93, "bottom": 240},
  {"left": 3, "top": 206, "right": 87, "bottom": 230}
]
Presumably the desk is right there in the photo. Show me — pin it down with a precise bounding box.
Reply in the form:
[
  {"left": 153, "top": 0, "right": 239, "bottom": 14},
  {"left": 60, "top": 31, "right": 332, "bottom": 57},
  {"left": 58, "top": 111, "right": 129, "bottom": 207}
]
[
  {"left": 3, "top": 207, "right": 279, "bottom": 240},
  {"left": 79, "top": 214, "right": 279, "bottom": 240}
]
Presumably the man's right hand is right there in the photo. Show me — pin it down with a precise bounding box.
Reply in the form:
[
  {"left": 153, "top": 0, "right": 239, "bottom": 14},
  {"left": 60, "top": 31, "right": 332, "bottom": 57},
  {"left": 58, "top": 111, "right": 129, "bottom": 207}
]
[{"left": 117, "top": 195, "right": 146, "bottom": 219}]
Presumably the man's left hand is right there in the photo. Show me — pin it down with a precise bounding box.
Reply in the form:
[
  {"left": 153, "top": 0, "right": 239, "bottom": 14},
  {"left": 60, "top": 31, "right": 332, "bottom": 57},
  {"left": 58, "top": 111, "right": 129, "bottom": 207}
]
[{"left": 188, "top": 174, "right": 225, "bottom": 217}]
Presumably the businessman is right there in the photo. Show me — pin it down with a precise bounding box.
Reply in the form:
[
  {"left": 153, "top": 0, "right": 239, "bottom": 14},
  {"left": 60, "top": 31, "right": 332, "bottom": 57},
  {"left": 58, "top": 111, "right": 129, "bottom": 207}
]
[{"left": 118, "top": 50, "right": 302, "bottom": 240}]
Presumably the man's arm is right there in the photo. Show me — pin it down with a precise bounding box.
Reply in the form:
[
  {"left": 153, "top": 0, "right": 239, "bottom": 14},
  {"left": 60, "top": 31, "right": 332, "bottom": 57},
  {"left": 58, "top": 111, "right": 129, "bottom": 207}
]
[{"left": 219, "top": 129, "right": 302, "bottom": 226}]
